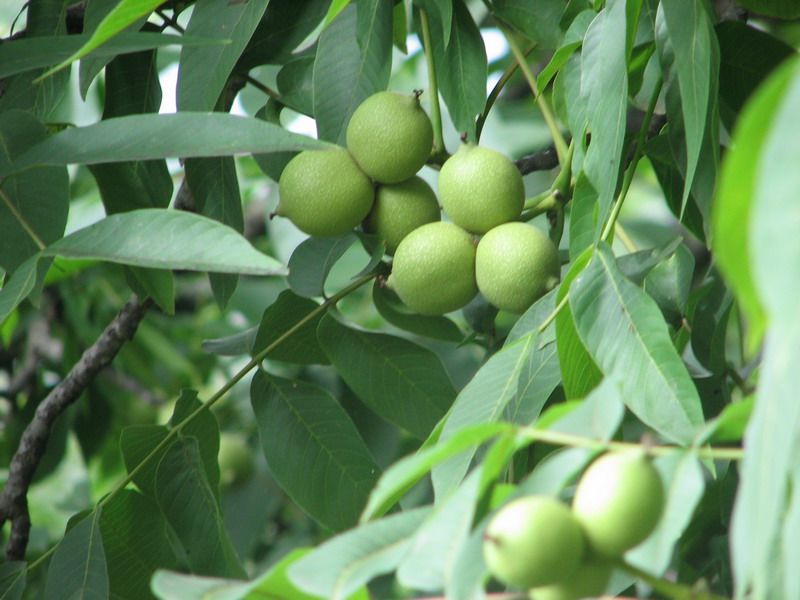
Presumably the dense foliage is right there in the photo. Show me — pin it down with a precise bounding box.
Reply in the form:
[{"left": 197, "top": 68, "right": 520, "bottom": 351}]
[{"left": 1, "top": 0, "right": 799, "bottom": 599}]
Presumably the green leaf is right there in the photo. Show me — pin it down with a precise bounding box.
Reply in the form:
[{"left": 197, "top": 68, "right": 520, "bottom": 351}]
[
  {"left": 89, "top": 48, "right": 174, "bottom": 215},
  {"left": 361, "top": 422, "right": 510, "bottom": 522},
  {"left": 0, "top": 255, "right": 52, "bottom": 326},
  {"left": 372, "top": 282, "right": 463, "bottom": 342},
  {"left": 716, "top": 21, "right": 794, "bottom": 129},
  {"left": 555, "top": 247, "right": 602, "bottom": 398},
  {"left": 126, "top": 267, "right": 175, "bottom": 315},
  {"left": 729, "top": 56, "right": 800, "bottom": 600},
  {"left": 201, "top": 327, "right": 257, "bottom": 357},
  {"left": 151, "top": 571, "right": 251, "bottom": 600},
  {"left": 505, "top": 340, "right": 560, "bottom": 427},
  {"left": 569, "top": 244, "right": 704, "bottom": 444},
  {"left": 713, "top": 59, "right": 799, "bottom": 349},
  {"left": 396, "top": 467, "right": 483, "bottom": 591},
  {"left": 580, "top": 0, "right": 628, "bottom": 236},
  {"left": 252, "top": 290, "right": 329, "bottom": 364},
  {"left": 0, "top": 111, "right": 68, "bottom": 272},
  {"left": 425, "top": 1, "right": 487, "bottom": 140},
  {"left": 656, "top": 0, "right": 716, "bottom": 211},
  {"left": 490, "top": 0, "right": 566, "bottom": 49},
  {"left": 1, "top": 113, "right": 330, "bottom": 177},
  {"left": 177, "top": 0, "right": 269, "bottom": 111},
  {"left": 155, "top": 437, "right": 245, "bottom": 578},
  {"left": 185, "top": 157, "right": 244, "bottom": 309},
  {"left": 0, "top": 562, "right": 26, "bottom": 600},
  {"left": 43, "top": 209, "right": 285, "bottom": 276},
  {"left": 431, "top": 335, "right": 533, "bottom": 498},
  {"left": 78, "top": 0, "right": 149, "bottom": 97},
  {"left": 99, "top": 490, "right": 178, "bottom": 600},
  {"left": 44, "top": 510, "right": 108, "bottom": 600},
  {"left": 276, "top": 56, "right": 315, "bottom": 116},
  {"left": 699, "top": 397, "right": 753, "bottom": 445},
  {"left": 318, "top": 316, "right": 456, "bottom": 439},
  {"left": 120, "top": 424, "right": 169, "bottom": 497},
  {"left": 733, "top": 323, "right": 800, "bottom": 599},
  {"left": 0, "top": 32, "right": 217, "bottom": 80},
  {"left": 37, "top": 0, "right": 175, "bottom": 80},
  {"left": 0, "top": 0, "right": 70, "bottom": 120},
  {"left": 517, "top": 446, "right": 595, "bottom": 496},
  {"left": 238, "top": 0, "right": 330, "bottom": 69},
  {"left": 288, "top": 235, "right": 357, "bottom": 298},
  {"left": 536, "top": 10, "right": 595, "bottom": 89},
  {"left": 170, "top": 390, "right": 222, "bottom": 498},
  {"left": 643, "top": 243, "right": 695, "bottom": 324},
  {"left": 734, "top": 0, "right": 800, "bottom": 19},
  {"left": 288, "top": 507, "right": 432, "bottom": 600},
  {"left": 151, "top": 548, "right": 368, "bottom": 600},
  {"left": 250, "top": 371, "right": 381, "bottom": 531},
  {"left": 749, "top": 60, "right": 800, "bottom": 324},
  {"left": 415, "top": 0, "right": 452, "bottom": 46},
  {"left": 312, "top": 2, "right": 392, "bottom": 144},
  {"left": 549, "top": 375, "right": 625, "bottom": 441},
  {"left": 628, "top": 452, "right": 705, "bottom": 574}
]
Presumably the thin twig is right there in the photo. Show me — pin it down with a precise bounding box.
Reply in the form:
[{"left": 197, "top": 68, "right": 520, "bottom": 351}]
[
  {"left": 476, "top": 42, "right": 536, "bottom": 141},
  {"left": 0, "top": 295, "right": 152, "bottom": 560},
  {"left": 498, "top": 23, "right": 569, "bottom": 164},
  {"left": 419, "top": 8, "right": 446, "bottom": 156}
]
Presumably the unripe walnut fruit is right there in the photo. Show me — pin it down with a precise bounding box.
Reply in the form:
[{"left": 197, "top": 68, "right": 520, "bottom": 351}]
[
  {"left": 388, "top": 222, "right": 477, "bottom": 315},
  {"left": 530, "top": 560, "right": 613, "bottom": 600},
  {"left": 476, "top": 222, "right": 560, "bottom": 313},
  {"left": 482, "top": 495, "right": 585, "bottom": 589},
  {"left": 363, "top": 176, "right": 441, "bottom": 254},
  {"left": 346, "top": 91, "right": 434, "bottom": 183},
  {"left": 572, "top": 449, "right": 665, "bottom": 558},
  {"left": 277, "top": 148, "right": 374, "bottom": 238},
  {"left": 438, "top": 144, "right": 524, "bottom": 233}
]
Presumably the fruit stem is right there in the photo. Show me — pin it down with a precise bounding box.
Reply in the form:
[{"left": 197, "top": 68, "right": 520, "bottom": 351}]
[
  {"left": 617, "top": 560, "right": 729, "bottom": 600},
  {"left": 499, "top": 23, "right": 569, "bottom": 166},
  {"left": 516, "top": 424, "right": 745, "bottom": 461},
  {"left": 600, "top": 76, "right": 663, "bottom": 243},
  {"left": 476, "top": 42, "right": 537, "bottom": 142},
  {"left": 419, "top": 8, "right": 446, "bottom": 156}
]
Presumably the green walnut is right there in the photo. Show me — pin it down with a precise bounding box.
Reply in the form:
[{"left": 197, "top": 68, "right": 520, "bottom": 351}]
[
  {"left": 388, "top": 222, "right": 477, "bottom": 315},
  {"left": 482, "top": 495, "right": 585, "bottom": 589},
  {"left": 438, "top": 143, "right": 524, "bottom": 233},
  {"left": 476, "top": 222, "right": 560, "bottom": 314},
  {"left": 530, "top": 560, "right": 613, "bottom": 600},
  {"left": 346, "top": 91, "right": 434, "bottom": 184},
  {"left": 363, "top": 176, "right": 441, "bottom": 254},
  {"left": 276, "top": 148, "right": 374, "bottom": 238},
  {"left": 572, "top": 449, "right": 665, "bottom": 558}
]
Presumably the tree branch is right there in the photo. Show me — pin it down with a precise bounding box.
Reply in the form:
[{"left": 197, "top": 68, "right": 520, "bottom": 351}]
[
  {"left": 0, "top": 295, "right": 152, "bottom": 560},
  {"left": 514, "top": 109, "right": 667, "bottom": 176}
]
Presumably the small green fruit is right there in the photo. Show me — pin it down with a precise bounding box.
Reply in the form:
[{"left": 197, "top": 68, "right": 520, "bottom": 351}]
[
  {"left": 438, "top": 144, "right": 524, "bottom": 233},
  {"left": 389, "top": 222, "right": 477, "bottom": 315},
  {"left": 572, "top": 449, "right": 665, "bottom": 558},
  {"left": 346, "top": 91, "right": 434, "bottom": 183},
  {"left": 363, "top": 176, "right": 441, "bottom": 254},
  {"left": 277, "top": 148, "right": 374, "bottom": 237},
  {"left": 218, "top": 433, "right": 254, "bottom": 486},
  {"left": 530, "top": 560, "right": 613, "bottom": 600},
  {"left": 483, "top": 496, "right": 585, "bottom": 589},
  {"left": 476, "top": 222, "right": 560, "bottom": 313}
]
